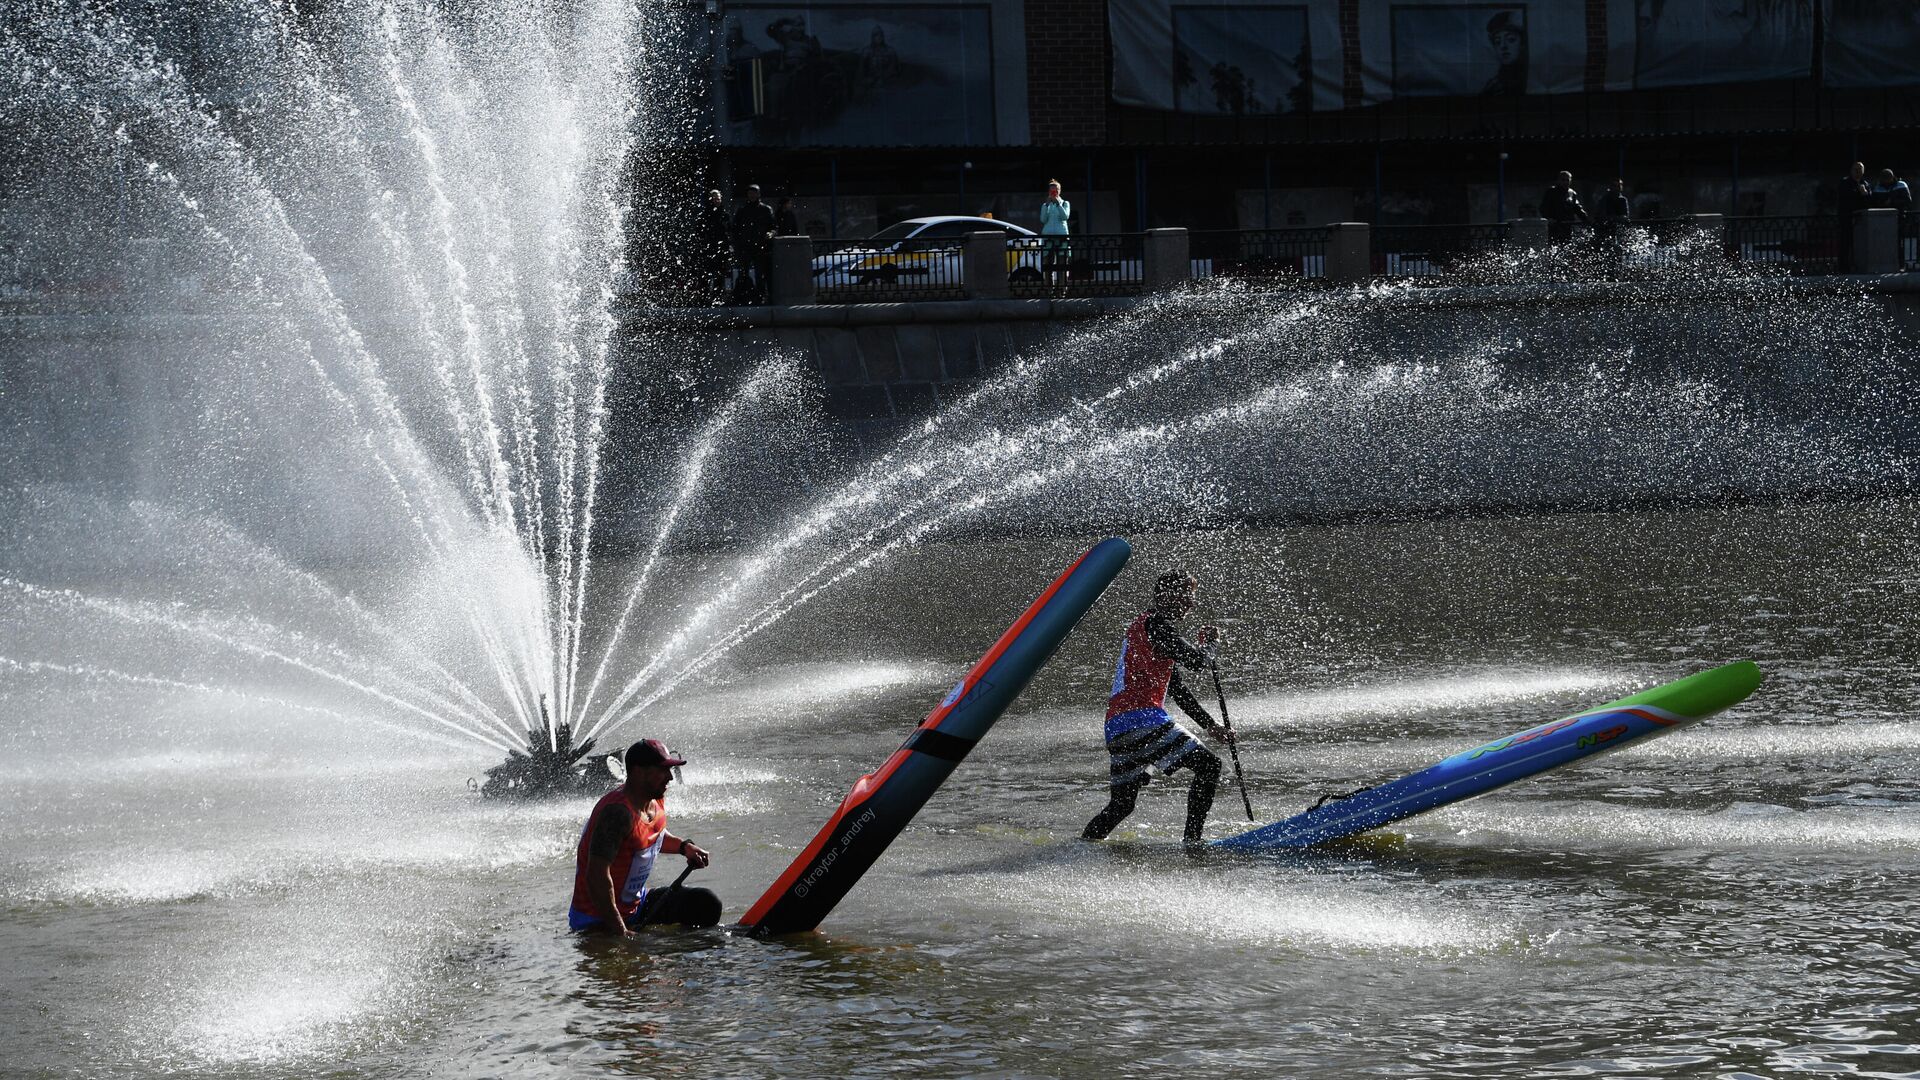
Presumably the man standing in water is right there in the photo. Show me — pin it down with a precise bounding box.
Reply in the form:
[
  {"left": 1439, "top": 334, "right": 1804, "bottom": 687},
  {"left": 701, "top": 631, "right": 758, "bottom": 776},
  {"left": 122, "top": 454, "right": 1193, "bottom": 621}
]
[
  {"left": 570, "top": 739, "right": 721, "bottom": 935},
  {"left": 1083, "top": 571, "right": 1233, "bottom": 844}
]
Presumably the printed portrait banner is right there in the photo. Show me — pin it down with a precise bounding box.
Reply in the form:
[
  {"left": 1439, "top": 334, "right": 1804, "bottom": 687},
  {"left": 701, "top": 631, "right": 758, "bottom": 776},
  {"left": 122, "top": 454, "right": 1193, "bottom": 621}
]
[
  {"left": 720, "top": 5, "right": 995, "bottom": 146},
  {"left": 1822, "top": 0, "right": 1920, "bottom": 88},
  {"left": 1110, "top": 0, "right": 1344, "bottom": 113},
  {"left": 1631, "top": 0, "right": 1813, "bottom": 89},
  {"left": 1357, "top": 1, "right": 1586, "bottom": 103}
]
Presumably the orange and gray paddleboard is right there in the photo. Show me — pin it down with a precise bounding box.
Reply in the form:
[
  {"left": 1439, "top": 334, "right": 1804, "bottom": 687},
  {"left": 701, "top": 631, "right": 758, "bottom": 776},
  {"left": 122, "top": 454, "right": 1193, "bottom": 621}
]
[{"left": 739, "top": 537, "right": 1132, "bottom": 935}]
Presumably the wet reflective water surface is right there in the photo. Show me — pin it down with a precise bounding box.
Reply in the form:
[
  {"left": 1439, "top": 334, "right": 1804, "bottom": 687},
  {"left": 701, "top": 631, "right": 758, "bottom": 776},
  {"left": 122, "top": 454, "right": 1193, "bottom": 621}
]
[{"left": 4, "top": 504, "right": 1916, "bottom": 1078}]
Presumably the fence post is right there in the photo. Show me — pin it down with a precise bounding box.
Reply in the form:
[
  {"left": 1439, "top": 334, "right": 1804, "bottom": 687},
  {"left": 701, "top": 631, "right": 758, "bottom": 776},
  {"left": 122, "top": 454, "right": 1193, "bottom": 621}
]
[
  {"left": 964, "top": 231, "right": 1010, "bottom": 300},
  {"left": 1141, "top": 227, "right": 1191, "bottom": 290},
  {"left": 1324, "top": 222, "right": 1370, "bottom": 283},
  {"left": 1505, "top": 218, "right": 1549, "bottom": 250},
  {"left": 768, "top": 235, "right": 816, "bottom": 306},
  {"left": 1853, "top": 208, "right": 1898, "bottom": 274}
]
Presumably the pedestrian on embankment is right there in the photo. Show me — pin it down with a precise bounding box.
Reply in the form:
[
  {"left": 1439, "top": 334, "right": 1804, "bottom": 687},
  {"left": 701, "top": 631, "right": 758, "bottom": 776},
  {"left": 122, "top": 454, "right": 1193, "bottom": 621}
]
[
  {"left": 1838, "top": 162, "right": 1870, "bottom": 271},
  {"left": 1040, "top": 178, "right": 1071, "bottom": 295},
  {"left": 1541, "top": 170, "right": 1590, "bottom": 245},
  {"left": 732, "top": 183, "right": 776, "bottom": 304},
  {"left": 1873, "top": 168, "right": 1914, "bottom": 212}
]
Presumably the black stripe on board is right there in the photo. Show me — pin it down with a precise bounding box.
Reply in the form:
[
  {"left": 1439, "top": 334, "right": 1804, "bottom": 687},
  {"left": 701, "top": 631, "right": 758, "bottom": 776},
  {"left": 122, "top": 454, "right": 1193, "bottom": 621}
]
[{"left": 901, "top": 727, "right": 977, "bottom": 762}]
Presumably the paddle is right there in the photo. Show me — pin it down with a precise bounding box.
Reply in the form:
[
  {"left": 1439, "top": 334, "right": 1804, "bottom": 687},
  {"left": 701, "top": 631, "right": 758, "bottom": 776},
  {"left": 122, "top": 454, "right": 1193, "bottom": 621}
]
[
  {"left": 666, "top": 862, "right": 696, "bottom": 891},
  {"left": 1211, "top": 668, "right": 1256, "bottom": 821}
]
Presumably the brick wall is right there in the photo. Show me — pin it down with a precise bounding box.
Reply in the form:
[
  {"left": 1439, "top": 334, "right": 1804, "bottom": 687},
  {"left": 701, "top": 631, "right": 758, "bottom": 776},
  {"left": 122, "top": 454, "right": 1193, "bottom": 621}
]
[
  {"left": 1340, "top": 0, "right": 1363, "bottom": 108},
  {"left": 1025, "top": 0, "right": 1108, "bottom": 145},
  {"left": 1584, "top": 0, "right": 1608, "bottom": 92}
]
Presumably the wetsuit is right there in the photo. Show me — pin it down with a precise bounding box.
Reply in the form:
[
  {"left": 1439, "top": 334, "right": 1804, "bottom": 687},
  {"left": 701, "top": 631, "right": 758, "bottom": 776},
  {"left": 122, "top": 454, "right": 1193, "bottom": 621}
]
[
  {"left": 569, "top": 788, "right": 719, "bottom": 932},
  {"left": 1082, "top": 611, "right": 1224, "bottom": 843}
]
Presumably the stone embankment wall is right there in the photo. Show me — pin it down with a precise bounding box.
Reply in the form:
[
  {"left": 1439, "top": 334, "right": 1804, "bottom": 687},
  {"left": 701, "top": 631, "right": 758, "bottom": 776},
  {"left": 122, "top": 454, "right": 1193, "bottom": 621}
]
[
  {"left": 6, "top": 275, "right": 1917, "bottom": 545},
  {"left": 632, "top": 274, "right": 1920, "bottom": 452}
]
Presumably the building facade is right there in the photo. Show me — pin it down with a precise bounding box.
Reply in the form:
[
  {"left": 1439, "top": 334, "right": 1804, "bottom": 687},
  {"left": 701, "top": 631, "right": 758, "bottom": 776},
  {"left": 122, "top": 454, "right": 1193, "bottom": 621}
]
[{"left": 699, "top": 0, "right": 1920, "bottom": 236}]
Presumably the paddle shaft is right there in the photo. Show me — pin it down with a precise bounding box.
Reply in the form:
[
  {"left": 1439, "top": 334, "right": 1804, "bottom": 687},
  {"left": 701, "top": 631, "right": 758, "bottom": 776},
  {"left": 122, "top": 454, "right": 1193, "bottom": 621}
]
[{"left": 1211, "top": 669, "right": 1255, "bottom": 821}]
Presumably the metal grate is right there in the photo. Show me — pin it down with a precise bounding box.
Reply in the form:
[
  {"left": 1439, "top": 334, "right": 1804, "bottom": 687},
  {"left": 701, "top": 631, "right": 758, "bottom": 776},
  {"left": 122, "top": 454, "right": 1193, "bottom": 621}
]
[
  {"left": 1724, "top": 215, "right": 1839, "bottom": 275},
  {"left": 811, "top": 236, "right": 968, "bottom": 303},
  {"left": 1371, "top": 223, "right": 1510, "bottom": 279},
  {"left": 1008, "top": 233, "right": 1147, "bottom": 298},
  {"left": 1189, "top": 228, "right": 1329, "bottom": 283}
]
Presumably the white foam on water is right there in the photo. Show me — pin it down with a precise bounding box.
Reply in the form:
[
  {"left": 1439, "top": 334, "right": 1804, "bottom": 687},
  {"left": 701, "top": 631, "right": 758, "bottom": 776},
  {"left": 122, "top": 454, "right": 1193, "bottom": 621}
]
[
  {"left": 645, "top": 661, "right": 948, "bottom": 736},
  {"left": 1004, "top": 857, "right": 1519, "bottom": 954},
  {"left": 44, "top": 851, "right": 263, "bottom": 905},
  {"left": 1621, "top": 720, "right": 1920, "bottom": 761},
  {"left": 159, "top": 911, "right": 440, "bottom": 1067},
  {"left": 672, "top": 762, "right": 782, "bottom": 786},
  {"left": 1227, "top": 669, "right": 1624, "bottom": 730},
  {"left": 1424, "top": 800, "right": 1920, "bottom": 852}
]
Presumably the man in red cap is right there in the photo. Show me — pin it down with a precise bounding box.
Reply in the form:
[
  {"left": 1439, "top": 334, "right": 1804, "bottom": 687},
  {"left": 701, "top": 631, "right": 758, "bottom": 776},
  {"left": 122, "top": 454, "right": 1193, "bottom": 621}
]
[{"left": 569, "top": 738, "right": 720, "bottom": 935}]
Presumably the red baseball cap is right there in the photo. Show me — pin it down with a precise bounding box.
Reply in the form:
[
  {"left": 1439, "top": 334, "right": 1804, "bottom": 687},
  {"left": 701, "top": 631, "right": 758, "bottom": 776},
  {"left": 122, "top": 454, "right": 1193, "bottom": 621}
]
[{"left": 625, "top": 738, "right": 687, "bottom": 769}]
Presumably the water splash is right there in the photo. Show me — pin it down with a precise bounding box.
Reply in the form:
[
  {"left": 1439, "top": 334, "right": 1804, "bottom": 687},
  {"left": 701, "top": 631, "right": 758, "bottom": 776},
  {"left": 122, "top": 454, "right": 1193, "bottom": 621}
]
[{"left": 1, "top": 2, "right": 1915, "bottom": 775}]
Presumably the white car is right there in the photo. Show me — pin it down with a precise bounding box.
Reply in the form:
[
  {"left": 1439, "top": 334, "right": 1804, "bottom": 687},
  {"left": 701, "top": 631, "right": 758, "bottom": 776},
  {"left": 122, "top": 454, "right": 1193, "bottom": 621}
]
[{"left": 812, "top": 216, "right": 1047, "bottom": 290}]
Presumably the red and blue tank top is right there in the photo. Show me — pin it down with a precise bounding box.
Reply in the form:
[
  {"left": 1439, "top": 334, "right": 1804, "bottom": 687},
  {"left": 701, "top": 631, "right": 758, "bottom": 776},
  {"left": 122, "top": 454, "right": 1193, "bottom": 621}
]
[
  {"left": 570, "top": 787, "right": 668, "bottom": 925},
  {"left": 1108, "top": 611, "right": 1178, "bottom": 720}
]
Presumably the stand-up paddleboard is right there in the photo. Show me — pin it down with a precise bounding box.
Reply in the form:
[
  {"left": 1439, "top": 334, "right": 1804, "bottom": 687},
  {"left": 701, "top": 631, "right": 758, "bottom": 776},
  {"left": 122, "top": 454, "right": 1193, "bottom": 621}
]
[
  {"left": 740, "top": 537, "right": 1133, "bottom": 935},
  {"left": 1215, "top": 660, "right": 1762, "bottom": 852}
]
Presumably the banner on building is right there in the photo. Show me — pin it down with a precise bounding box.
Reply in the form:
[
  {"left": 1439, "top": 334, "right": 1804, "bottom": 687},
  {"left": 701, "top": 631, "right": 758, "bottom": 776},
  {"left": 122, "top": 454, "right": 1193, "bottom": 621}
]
[
  {"left": 720, "top": 5, "right": 995, "bottom": 145},
  {"left": 1631, "top": 0, "right": 1813, "bottom": 89},
  {"left": 1351, "top": 1, "right": 1586, "bottom": 102},
  {"left": 1394, "top": 5, "right": 1534, "bottom": 96},
  {"left": 1822, "top": 0, "right": 1920, "bottom": 88},
  {"left": 1110, "top": 0, "right": 1344, "bottom": 113}
]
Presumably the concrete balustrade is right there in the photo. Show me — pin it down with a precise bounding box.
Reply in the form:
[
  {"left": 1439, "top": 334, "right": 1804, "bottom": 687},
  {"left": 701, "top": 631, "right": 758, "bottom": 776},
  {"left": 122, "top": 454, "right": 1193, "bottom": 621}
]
[
  {"left": 1141, "top": 228, "right": 1191, "bottom": 290},
  {"left": 768, "top": 235, "right": 815, "bottom": 306},
  {"left": 722, "top": 213, "right": 1920, "bottom": 312},
  {"left": 963, "top": 232, "right": 1010, "bottom": 300},
  {"left": 1854, "top": 209, "right": 1900, "bottom": 274},
  {"left": 1325, "top": 222, "right": 1371, "bottom": 283}
]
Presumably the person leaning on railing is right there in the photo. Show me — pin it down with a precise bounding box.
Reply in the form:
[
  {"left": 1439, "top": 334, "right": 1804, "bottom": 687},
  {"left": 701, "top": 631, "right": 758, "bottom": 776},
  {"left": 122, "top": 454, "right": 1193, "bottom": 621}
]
[{"left": 1874, "top": 169, "right": 1914, "bottom": 212}]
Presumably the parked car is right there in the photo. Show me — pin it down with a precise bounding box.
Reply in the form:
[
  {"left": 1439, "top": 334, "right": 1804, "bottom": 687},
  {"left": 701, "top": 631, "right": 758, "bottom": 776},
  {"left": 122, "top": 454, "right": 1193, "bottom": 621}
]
[{"left": 812, "top": 216, "right": 1045, "bottom": 290}]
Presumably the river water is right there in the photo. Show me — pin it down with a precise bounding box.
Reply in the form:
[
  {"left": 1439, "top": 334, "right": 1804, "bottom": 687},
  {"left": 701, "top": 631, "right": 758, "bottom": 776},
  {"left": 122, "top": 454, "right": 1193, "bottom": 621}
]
[{"left": 4, "top": 501, "right": 1916, "bottom": 1078}]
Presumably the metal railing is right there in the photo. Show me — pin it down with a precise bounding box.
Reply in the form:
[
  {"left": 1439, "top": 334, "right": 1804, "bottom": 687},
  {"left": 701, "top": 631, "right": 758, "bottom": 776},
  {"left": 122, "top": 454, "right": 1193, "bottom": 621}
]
[
  {"left": 811, "top": 236, "right": 967, "bottom": 302},
  {"left": 1007, "top": 233, "right": 1146, "bottom": 298},
  {"left": 1724, "top": 216, "right": 1840, "bottom": 276},
  {"left": 1190, "top": 228, "right": 1329, "bottom": 283},
  {"left": 1902, "top": 212, "right": 1920, "bottom": 271},
  {"left": 1371, "top": 223, "right": 1510, "bottom": 279}
]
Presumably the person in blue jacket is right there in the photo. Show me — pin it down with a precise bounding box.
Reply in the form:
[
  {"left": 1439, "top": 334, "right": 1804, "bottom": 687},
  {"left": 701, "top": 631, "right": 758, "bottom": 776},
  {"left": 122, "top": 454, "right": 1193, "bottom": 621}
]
[
  {"left": 1040, "top": 179, "right": 1071, "bottom": 294},
  {"left": 1873, "top": 168, "right": 1914, "bottom": 212}
]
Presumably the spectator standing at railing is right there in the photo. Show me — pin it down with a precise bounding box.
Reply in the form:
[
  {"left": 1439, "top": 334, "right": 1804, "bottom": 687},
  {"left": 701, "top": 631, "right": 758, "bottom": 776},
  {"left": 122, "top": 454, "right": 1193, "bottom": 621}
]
[
  {"left": 1541, "top": 171, "right": 1590, "bottom": 245},
  {"left": 731, "top": 183, "right": 776, "bottom": 305},
  {"left": 1040, "top": 179, "right": 1071, "bottom": 295},
  {"left": 699, "top": 189, "right": 731, "bottom": 302},
  {"left": 1592, "top": 179, "right": 1630, "bottom": 243},
  {"left": 775, "top": 194, "right": 800, "bottom": 238},
  {"left": 1590, "top": 178, "right": 1631, "bottom": 273},
  {"left": 1838, "top": 162, "right": 1870, "bottom": 271},
  {"left": 1873, "top": 168, "right": 1914, "bottom": 212}
]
